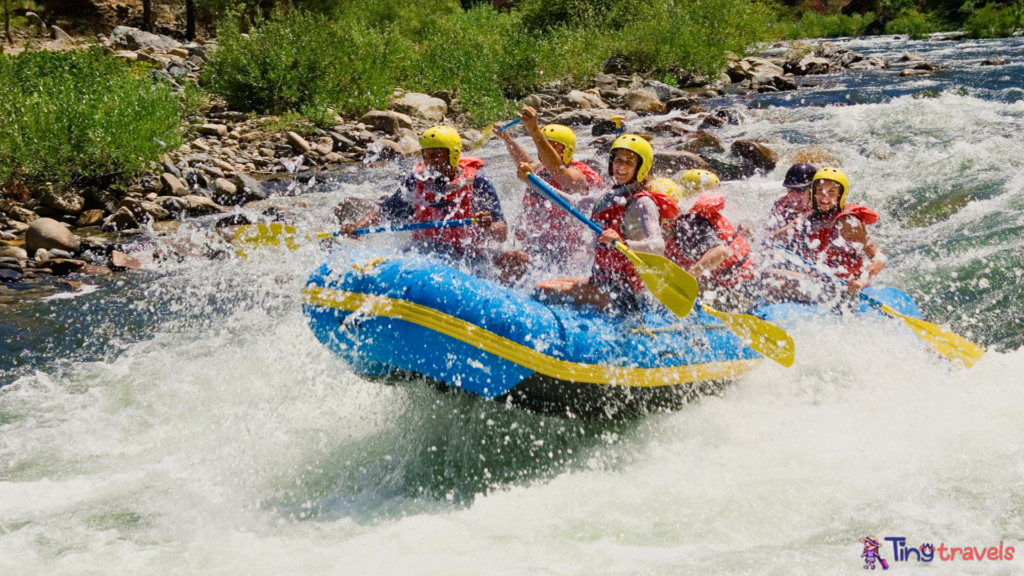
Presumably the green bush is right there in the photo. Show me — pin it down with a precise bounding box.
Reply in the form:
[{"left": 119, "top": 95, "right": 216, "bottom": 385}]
[
  {"left": 0, "top": 47, "right": 183, "bottom": 188},
  {"left": 886, "top": 9, "right": 942, "bottom": 38},
  {"left": 776, "top": 11, "right": 877, "bottom": 39},
  {"left": 963, "top": 2, "right": 1023, "bottom": 37},
  {"left": 203, "top": 0, "right": 774, "bottom": 126}
]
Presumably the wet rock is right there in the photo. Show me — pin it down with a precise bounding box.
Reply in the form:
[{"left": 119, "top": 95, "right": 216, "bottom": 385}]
[
  {"left": 156, "top": 196, "right": 189, "bottom": 216},
  {"left": 109, "top": 26, "right": 179, "bottom": 52},
  {"left": 26, "top": 218, "right": 80, "bottom": 254},
  {"left": 360, "top": 110, "right": 414, "bottom": 135},
  {"left": 847, "top": 57, "right": 888, "bottom": 71},
  {"left": 79, "top": 236, "right": 112, "bottom": 254},
  {"left": 111, "top": 251, "right": 142, "bottom": 270},
  {"left": 981, "top": 54, "right": 1009, "bottom": 66},
  {"left": 4, "top": 204, "right": 39, "bottom": 224},
  {"left": 901, "top": 69, "right": 932, "bottom": 77},
  {"left": 198, "top": 124, "right": 228, "bottom": 137},
  {"left": 102, "top": 207, "right": 140, "bottom": 232},
  {"left": 680, "top": 131, "right": 725, "bottom": 153},
  {"left": 392, "top": 92, "right": 447, "bottom": 123},
  {"left": 629, "top": 78, "right": 685, "bottom": 102},
  {"left": 653, "top": 150, "right": 712, "bottom": 175},
  {"left": 4, "top": 219, "right": 29, "bottom": 233},
  {"left": 82, "top": 188, "right": 120, "bottom": 214},
  {"left": 43, "top": 248, "right": 73, "bottom": 260},
  {"left": 552, "top": 108, "right": 636, "bottom": 129},
  {"left": 118, "top": 198, "right": 171, "bottom": 222},
  {"left": 697, "top": 115, "right": 726, "bottom": 129},
  {"left": 313, "top": 136, "right": 335, "bottom": 156},
  {"left": 230, "top": 174, "right": 269, "bottom": 202},
  {"left": 78, "top": 264, "right": 112, "bottom": 276},
  {"left": 328, "top": 131, "right": 356, "bottom": 151},
  {"left": 202, "top": 165, "right": 225, "bottom": 179},
  {"left": 0, "top": 268, "right": 20, "bottom": 282},
  {"left": 334, "top": 197, "right": 381, "bottom": 226},
  {"left": 39, "top": 184, "right": 85, "bottom": 215},
  {"left": 624, "top": 90, "right": 664, "bottom": 112},
  {"left": 790, "top": 56, "right": 831, "bottom": 76},
  {"left": 45, "top": 259, "right": 86, "bottom": 276},
  {"left": 286, "top": 131, "right": 312, "bottom": 154},
  {"left": 0, "top": 247, "right": 28, "bottom": 261},
  {"left": 161, "top": 173, "right": 189, "bottom": 197},
  {"left": 901, "top": 53, "right": 925, "bottom": 62},
  {"left": 665, "top": 97, "right": 706, "bottom": 113},
  {"left": 183, "top": 195, "right": 228, "bottom": 216},
  {"left": 213, "top": 178, "right": 238, "bottom": 204},
  {"left": 731, "top": 140, "right": 779, "bottom": 172},
  {"left": 0, "top": 257, "right": 23, "bottom": 272},
  {"left": 912, "top": 62, "right": 939, "bottom": 71}
]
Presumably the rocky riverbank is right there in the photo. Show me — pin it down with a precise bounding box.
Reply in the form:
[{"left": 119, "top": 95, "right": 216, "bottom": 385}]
[{"left": 0, "top": 26, "right": 1012, "bottom": 302}]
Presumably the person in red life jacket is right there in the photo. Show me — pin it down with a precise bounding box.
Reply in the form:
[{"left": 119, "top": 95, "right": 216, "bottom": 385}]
[
  {"left": 494, "top": 107, "right": 603, "bottom": 267},
  {"left": 339, "top": 126, "right": 509, "bottom": 267},
  {"left": 662, "top": 170, "right": 757, "bottom": 304},
  {"left": 765, "top": 163, "right": 817, "bottom": 233},
  {"left": 534, "top": 134, "right": 679, "bottom": 313},
  {"left": 772, "top": 167, "right": 886, "bottom": 296}
]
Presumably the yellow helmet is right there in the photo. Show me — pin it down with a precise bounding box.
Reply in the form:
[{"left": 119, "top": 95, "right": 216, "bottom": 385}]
[
  {"left": 812, "top": 167, "right": 850, "bottom": 209},
  {"left": 419, "top": 125, "right": 462, "bottom": 168},
  {"left": 647, "top": 178, "right": 684, "bottom": 204},
  {"left": 609, "top": 134, "right": 654, "bottom": 183},
  {"left": 542, "top": 124, "right": 576, "bottom": 165},
  {"left": 678, "top": 169, "right": 720, "bottom": 195}
]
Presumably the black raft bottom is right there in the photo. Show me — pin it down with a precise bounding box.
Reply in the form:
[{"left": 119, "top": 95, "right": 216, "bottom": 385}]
[{"left": 363, "top": 369, "right": 731, "bottom": 420}]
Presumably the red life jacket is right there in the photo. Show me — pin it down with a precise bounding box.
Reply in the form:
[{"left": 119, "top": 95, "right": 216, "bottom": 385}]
[
  {"left": 411, "top": 156, "right": 485, "bottom": 254},
  {"left": 665, "top": 194, "right": 755, "bottom": 289},
  {"left": 519, "top": 161, "right": 603, "bottom": 256},
  {"left": 591, "top": 186, "right": 679, "bottom": 292},
  {"left": 795, "top": 204, "right": 879, "bottom": 281}
]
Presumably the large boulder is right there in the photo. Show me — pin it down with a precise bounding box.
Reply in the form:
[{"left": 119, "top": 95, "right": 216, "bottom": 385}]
[
  {"left": 653, "top": 151, "right": 712, "bottom": 176},
  {"left": 731, "top": 140, "right": 779, "bottom": 172},
  {"left": 629, "top": 78, "right": 686, "bottom": 102},
  {"left": 109, "top": 26, "right": 179, "bottom": 52},
  {"left": 359, "top": 110, "right": 414, "bottom": 135},
  {"left": 791, "top": 56, "right": 831, "bottom": 76},
  {"left": 624, "top": 90, "right": 664, "bottom": 112},
  {"left": 39, "top": 184, "right": 85, "bottom": 215},
  {"left": 26, "top": 218, "right": 80, "bottom": 253},
  {"left": 391, "top": 93, "right": 447, "bottom": 123}
]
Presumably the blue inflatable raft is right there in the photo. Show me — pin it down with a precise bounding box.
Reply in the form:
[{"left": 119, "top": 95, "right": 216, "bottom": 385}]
[{"left": 302, "top": 250, "right": 922, "bottom": 419}]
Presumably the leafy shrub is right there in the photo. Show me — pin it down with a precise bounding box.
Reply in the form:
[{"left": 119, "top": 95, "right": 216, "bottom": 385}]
[
  {"left": 776, "top": 11, "right": 877, "bottom": 39},
  {"left": 963, "top": 2, "right": 1023, "bottom": 38},
  {"left": 886, "top": 9, "right": 942, "bottom": 38},
  {"left": 0, "top": 47, "right": 182, "bottom": 188},
  {"left": 204, "top": 11, "right": 413, "bottom": 117}
]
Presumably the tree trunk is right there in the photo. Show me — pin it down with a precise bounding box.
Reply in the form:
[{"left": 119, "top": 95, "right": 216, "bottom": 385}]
[
  {"left": 185, "top": 0, "right": 195, "bottom": 40},
  {"left": 142, "top": 0, "right": 152, "bottom": 32},
  {"left": 4, "top": 0, "right": 12, "bottom": 46}
]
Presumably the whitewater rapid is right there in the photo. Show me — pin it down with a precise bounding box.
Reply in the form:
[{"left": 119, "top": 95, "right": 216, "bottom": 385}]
[{"left": 2, "top": 34, "right": 1023, "bottom": 574}]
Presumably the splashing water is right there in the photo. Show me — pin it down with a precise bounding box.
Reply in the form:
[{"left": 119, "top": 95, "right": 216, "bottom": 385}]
[{"left": 2, "top": 36, "right": 1023, "bottom": 574}]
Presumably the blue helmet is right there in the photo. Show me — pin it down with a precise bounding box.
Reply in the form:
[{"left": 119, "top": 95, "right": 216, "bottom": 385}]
[{"left": 783, "top": 163, "right": 817, "bottom": 189}]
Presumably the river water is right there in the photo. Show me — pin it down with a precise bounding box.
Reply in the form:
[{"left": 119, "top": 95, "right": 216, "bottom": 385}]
[{"left": 2, "top": 35, "right": 1023, "bottom": 574}]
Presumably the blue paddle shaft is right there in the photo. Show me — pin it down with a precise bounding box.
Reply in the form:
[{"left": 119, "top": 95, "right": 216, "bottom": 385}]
[
  {"left": 526, "top": 173, "right": 605, "bottom": 236},
  {"left": 354, "top": 218, "right": 476, "bottom": 236},
  {"left": 498, "top": 118, "right": 522, "bottom": 133}
]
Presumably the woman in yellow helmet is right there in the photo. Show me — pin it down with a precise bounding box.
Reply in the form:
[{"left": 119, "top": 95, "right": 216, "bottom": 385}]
[
  {"left": 771, "top": 167, "right": 886, "bottom": 296},
  {"left": 534, "top": 134, "right": 680, "bottom": 312},
  {"left": 340, "top": 125, "right": 508, "bottom": 264},
  {"left": 494, "top": 106, "right": 603, "bottom": 266}
]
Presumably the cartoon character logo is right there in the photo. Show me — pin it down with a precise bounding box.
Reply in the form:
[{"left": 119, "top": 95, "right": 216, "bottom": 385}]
[{"left": 860, "top": 536, "right": 889, "bottom": 570}]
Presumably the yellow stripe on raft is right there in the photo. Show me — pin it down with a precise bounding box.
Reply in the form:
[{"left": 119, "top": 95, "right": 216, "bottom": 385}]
[{"left": 303, "top": 286, "right": 762, "bottom": 387}]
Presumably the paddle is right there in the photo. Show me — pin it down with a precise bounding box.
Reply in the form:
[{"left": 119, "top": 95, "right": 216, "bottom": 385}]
[
  {"left": 234, "top": 218, "right": 478, "bottom": 255},
  {"left": 525, "top": 171, "right": 795, "bottom": 366},
  {"left": 471, "top": 118, "right": 522, "bottom": 151},
  {"left": 525, "top": 171, "right": 697, "bottom": 317},
  {"left": 773, "top": 246, "right": 985, "bottom": 368}
]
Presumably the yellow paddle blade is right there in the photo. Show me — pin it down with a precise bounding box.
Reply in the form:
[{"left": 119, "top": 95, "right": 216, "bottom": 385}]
[
  {"left": 234, "top": 224, "right": 301, "bottom": 258},
  {"left": 877, "top": 303, "right": 985, "bottom": 368},
  {"left": 615, "top": 244, "right": 699, "bottom": 318},
  {"left": 702, "top": 305, "right": 796, "bottom": 367}
]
